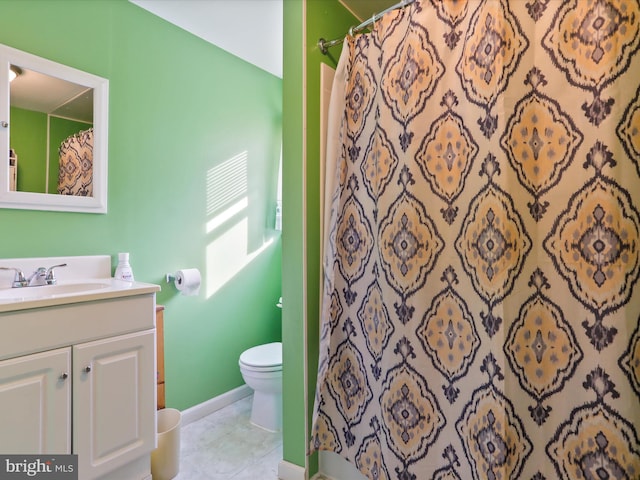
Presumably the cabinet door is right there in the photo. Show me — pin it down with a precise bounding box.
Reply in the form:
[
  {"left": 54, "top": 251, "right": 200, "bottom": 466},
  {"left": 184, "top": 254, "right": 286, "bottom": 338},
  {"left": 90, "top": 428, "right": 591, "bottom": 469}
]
[
  {"left": 73, "top": 329, "right": 155, "bottom": 480},
  {"left": 0, "top": 348, "right": 71, "bottom": 453}
]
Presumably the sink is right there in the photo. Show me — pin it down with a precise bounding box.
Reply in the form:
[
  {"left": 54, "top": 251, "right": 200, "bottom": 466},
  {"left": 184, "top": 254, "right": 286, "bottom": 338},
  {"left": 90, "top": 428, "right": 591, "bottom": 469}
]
[
  {"left": 0, "top": 256, "right": 160, "bottom": 312},
  {"left": 0, "top": 282, "right": 110, "bottom": 301}
]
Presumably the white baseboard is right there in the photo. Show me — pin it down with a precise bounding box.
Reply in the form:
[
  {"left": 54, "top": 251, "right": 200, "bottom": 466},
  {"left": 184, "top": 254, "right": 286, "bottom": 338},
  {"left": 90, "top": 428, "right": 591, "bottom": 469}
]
[
  {"left": 278, "top": 460, "right": 306, "bottom": 480},
  {"left": 180, "top": 384, "right": 252, "bottom": 426}
]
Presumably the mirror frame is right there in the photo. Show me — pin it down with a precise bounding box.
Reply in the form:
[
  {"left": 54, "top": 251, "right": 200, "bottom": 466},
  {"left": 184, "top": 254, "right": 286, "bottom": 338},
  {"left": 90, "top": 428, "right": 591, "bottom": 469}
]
[{"left": 0, "top": 44, "right": 108, "bottom": 213}]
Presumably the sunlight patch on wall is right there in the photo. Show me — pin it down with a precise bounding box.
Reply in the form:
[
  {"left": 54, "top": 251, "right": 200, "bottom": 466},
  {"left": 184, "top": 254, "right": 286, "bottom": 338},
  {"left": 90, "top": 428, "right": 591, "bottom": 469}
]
[
  {"left": 206, "top": 151, "right": 248, "bottom": 216},
  {"left": 206, "top": 217, "right": 273, "bottom": 297},
  {"left": 205, "top": 151, "right": 273, "bottom": 297},
  {"left": 206, "top": 197, "right": 248, "bottom": 233}
]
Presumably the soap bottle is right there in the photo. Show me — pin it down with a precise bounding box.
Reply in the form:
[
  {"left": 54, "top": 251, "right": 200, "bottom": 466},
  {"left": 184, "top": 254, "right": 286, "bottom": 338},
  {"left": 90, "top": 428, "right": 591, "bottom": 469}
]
[{"left": 114, "top": 252, "right": 135, "bottom": 281}]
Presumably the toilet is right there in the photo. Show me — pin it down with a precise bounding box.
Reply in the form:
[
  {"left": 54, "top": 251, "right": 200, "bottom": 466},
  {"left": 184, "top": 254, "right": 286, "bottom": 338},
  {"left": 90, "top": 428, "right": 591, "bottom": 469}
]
[{"left": 239, "top": 342, "right": 282, "bottom": 431}]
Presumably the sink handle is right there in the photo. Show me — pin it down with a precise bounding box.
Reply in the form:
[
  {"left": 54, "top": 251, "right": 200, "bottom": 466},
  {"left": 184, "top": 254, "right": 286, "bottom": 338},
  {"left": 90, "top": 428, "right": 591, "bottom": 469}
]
[
  {"left": 0, "top": 267, "right": 27, "bottom": 287},
  {"left": 45, "top": 263, "right": 67, "bottom": 285}
]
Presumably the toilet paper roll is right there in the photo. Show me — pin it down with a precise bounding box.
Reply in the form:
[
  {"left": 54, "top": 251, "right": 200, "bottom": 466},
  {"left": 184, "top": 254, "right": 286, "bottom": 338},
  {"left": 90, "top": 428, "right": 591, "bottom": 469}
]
[{"left": 174, "top": 268, "right": 201, "bottom": 296}]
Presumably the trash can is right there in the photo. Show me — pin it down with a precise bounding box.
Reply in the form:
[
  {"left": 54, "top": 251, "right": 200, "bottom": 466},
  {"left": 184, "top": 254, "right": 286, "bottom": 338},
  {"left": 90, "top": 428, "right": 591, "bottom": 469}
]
[{"left": 151, "top": 408, "right": 181, "bottom": 480}]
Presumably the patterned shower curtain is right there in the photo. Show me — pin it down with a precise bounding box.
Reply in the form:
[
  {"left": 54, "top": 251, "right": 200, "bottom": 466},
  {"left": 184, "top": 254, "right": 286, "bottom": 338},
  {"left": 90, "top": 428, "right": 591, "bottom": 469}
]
[
  {"left": 311, "top": 1, "right": 640, "bottom": 479},
  {"left": 58, "top": 128, "right": 93, "bottom": 196}
]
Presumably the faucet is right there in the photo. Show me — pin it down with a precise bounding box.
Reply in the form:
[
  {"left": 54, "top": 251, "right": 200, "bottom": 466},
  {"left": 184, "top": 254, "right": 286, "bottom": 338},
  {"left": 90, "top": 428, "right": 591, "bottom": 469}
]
[
  {"left": 27, "top": 267, "right": 47, "bottom": 287},
  {"left": 1, "top": 263, "right": 68, "bottom": 288},
  {"left": 0, "top": 267, "right": 27, "bottom": 287},
  {"left": 26, "top": 263, "right": 68, "bottom": 287},
  {"left": 45, "top": 263, "right": 67, "bottom": 285}
]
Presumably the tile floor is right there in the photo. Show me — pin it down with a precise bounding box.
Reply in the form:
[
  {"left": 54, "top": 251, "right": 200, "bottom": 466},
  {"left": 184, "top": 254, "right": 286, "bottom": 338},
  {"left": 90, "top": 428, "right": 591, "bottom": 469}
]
[{"left": 173, "top": 395, "right": 283, "bottom": 480}]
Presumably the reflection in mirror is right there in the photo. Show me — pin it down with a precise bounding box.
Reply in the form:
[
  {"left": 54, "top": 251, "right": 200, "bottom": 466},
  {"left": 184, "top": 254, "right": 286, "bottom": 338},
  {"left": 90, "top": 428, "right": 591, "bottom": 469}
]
[
  {"left": 0, "top": 43, "right": 108, "bottom": 213},
  {"left": 10, "top": 66, "right": 94, "bottom": 196}
]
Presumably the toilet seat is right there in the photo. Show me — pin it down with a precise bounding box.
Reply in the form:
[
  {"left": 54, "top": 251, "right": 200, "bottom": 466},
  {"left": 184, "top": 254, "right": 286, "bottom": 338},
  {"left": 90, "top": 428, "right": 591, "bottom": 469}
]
[{"left": 239, "top": 342, "right": 282, "bottom": 372}]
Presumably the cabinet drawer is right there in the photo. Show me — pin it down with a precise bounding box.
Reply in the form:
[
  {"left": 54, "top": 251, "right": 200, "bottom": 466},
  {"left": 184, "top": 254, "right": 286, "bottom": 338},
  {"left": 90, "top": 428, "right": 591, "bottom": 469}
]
[{"left": 0, "top": 294, "right": 156, "bottom": 362}]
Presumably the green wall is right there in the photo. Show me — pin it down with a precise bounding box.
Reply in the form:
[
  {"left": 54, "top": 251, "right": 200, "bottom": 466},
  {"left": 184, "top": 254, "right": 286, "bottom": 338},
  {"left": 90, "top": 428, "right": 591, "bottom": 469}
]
[
  {"left": 9, "top": 107, "right": 47, "bottom": 192},
  {"left": 282, "top": 0, "right": 357, "bottom": 474},
  {"left": 0, "top": 0, "right": 282, "bottom": 411},
  {"left": 282, "top": 0, "right": 306, "bottom": 470}
]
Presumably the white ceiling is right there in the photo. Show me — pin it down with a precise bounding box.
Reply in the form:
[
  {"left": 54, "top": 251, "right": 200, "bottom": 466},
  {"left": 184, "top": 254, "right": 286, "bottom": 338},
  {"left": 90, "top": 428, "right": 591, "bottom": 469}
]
[
  {"left": 129, "top": 0, "right": 397, "bottom": 79},
  {"left": 11, "top": 67, "right": 93, "bottom": 122},
  {"left": 9, "top": 1, "right": 396, "bottom": 122},
  {"left": 130, "top": 0, "right": 283, "bottom": 78}
]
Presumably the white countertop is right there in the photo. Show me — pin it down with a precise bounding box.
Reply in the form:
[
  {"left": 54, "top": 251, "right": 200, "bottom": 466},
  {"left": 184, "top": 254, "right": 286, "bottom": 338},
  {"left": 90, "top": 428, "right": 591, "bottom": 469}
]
[
  {"left": 0, "top": 278, "right": 160, "bottom": 313},
  {"left": 0, "top": 255, "right": 160, "bottom": 313}
]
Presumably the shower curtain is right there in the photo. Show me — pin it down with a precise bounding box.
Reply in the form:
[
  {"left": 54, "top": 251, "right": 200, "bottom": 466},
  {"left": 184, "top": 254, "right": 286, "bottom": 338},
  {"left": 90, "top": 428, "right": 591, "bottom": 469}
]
[
  {"left": 58, "top": 128, "right": 93, "bottom": 196},
  {"left": 311, "top": 1, "right": 640, "bottom": 479}
]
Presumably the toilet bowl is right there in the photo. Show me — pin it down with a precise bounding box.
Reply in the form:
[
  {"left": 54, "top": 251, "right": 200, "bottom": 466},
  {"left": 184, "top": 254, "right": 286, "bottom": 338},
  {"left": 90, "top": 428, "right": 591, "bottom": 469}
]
[{"left": 239, "top": 342, "right": 282, "bottom": 431}]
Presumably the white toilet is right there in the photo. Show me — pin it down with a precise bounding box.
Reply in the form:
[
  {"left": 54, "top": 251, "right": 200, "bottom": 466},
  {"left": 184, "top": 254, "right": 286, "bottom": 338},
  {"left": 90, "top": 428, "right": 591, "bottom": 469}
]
[{"left": 239, "top": 341, "right": 282, "bottom": 431}]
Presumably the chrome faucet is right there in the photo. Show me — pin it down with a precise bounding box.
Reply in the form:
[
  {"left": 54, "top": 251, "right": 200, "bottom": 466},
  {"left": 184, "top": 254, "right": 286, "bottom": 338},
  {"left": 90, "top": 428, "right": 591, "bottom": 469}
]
[
  {"left": 0, "top": 263, "right": 68, "bottom": 288},
  {"left": 27, "top": 263, "right": 68, "bottom": 286},
  {"left": 27, "top": 267, "right": 48, "bottom": 286},
  {"left": 0, "top": 267, "right": 27, "bottom": 287},
  {"left": 44, "top": 263, "right": 67, "bottom": 285}
]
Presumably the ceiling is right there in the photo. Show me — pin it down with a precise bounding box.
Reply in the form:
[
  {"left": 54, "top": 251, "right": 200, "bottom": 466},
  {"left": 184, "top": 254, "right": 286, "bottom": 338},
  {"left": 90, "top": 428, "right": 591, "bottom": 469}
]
[
  {"left": 11, "top": 66, "right": 94, "bottom": 123},
  {"left": 130, "top": 0, "right": 283, "bottom": 78},
  {"left": 9, "top": 0, "right": 396, "bottom": 120},
  {"left": 129, "top": 0, "right": 397, "bottom": 78}
]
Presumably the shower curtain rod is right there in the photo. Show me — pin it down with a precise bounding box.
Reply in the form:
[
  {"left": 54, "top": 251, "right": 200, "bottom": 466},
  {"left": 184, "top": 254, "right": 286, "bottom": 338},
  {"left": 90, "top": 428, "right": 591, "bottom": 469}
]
[{"left": 318, "top": 0, "right": 416, "bottom": 55}]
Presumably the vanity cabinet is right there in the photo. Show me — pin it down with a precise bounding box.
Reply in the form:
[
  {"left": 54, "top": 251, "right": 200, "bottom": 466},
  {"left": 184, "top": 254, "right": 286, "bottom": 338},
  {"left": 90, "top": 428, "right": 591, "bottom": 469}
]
[
  {"left": 74, "top": 329, "right": 155, "bottom": 480},
  {"left": 0, "top": 347, "right": 71, "bottom": 454},
  {"left": 0, "top": 291, "right": 158, "bottom": 480}
]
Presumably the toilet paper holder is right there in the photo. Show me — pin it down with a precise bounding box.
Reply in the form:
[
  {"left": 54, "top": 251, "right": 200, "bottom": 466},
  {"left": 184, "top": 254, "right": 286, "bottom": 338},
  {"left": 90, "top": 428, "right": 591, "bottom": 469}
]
[{"left": 165, "top": 268, "right": 202, "bottom": 296}]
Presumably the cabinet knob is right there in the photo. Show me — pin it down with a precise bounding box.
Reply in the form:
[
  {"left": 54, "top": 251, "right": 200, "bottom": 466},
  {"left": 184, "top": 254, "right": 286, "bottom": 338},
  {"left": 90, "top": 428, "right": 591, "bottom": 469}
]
[
  {"left": 84, "top": 366, "right": 92, "bottom": 373},
  {"left": 60, "top": 373, "right": 69, "bottom": 380},
  {"left": 0, "top": 121, "right": 7, "bottom": 128}
]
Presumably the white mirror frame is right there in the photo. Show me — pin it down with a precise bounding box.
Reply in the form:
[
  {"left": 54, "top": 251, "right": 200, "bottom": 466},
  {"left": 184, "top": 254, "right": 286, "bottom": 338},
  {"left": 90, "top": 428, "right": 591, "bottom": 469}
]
[{"left": 0, "top": 44, "right": 108, "bottom": 213}]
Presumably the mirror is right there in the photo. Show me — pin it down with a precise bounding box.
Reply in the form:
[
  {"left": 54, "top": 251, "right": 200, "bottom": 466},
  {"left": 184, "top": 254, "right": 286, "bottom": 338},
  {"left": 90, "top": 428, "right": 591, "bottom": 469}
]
[{"left": 0, "top": 44, "right": 108, "bottom": 213}]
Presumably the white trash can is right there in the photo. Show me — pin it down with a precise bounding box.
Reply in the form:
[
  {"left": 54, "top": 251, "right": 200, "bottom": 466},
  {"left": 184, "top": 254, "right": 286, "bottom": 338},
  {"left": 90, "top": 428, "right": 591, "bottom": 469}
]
[{"left": 151, "top": 408, "right": 181, "bottom": 480}]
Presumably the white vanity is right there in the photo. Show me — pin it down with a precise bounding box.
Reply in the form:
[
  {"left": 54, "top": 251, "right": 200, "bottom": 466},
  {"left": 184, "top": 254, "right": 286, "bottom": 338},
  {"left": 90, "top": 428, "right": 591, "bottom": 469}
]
[{"left": 0, "top": 255, "right": 160, "bottom": 480}]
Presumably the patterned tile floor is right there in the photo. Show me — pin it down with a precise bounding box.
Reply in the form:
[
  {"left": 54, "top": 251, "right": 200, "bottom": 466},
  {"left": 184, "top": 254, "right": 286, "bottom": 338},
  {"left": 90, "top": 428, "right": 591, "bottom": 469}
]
[{"left": 172, "top": 395, "right": 282, "bottom": 480}]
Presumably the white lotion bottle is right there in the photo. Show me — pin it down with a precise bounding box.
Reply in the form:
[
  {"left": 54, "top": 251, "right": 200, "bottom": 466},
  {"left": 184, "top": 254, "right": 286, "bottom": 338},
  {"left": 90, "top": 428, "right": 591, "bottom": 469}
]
[{"left": 114, "top": 252, "right": 135, "bottom": 281}]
